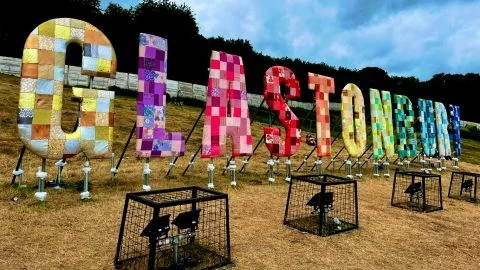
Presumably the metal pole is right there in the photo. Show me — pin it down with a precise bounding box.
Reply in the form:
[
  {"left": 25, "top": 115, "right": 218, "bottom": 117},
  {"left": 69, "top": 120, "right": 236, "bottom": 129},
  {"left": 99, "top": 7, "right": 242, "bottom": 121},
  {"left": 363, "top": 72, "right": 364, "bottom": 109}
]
[
  {"left": 239, "top": 134, "right": 265, "bottom": 173},
  {"left": 207, "top": 158, "right": 215, "bottom": 189},
  {"left": 11, "top": 146, "right": 26, "bottom": 185},
  {"left": 115, "top": 122, "right": 136, "bottom": 175},
  {"left": 80, "top": 159, "right": 91, "bottom": 200},
  {"left": 34, "top": 159, "right": 47, "bottom": 201},
  {"left": 143, "top": 158, "right": 151, "bottom": 191},
  {"left": 166, "top": 107, "right": 205, "bottom": 176}
]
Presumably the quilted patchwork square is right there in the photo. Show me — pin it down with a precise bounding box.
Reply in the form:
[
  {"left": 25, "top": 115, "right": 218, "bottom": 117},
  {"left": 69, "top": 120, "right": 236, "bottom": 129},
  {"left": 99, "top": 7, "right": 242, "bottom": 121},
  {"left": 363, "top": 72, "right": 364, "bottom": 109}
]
[
  {"left": 38, "top": 22, "right": 55, "bottom": 36},
  {"left": 35, "top": 94, "right": 52, "bottom": 109},
  {"left": 32, "top": 108, "right": 51, "bottom": 124},
  {"left": 32, "top": 124, "right": 50, "bottom": 139},
  {"left": 38, "top": 65, "right": 54, "bottom": 80},
  {"left": 22, "top": 63, "right": 38, "bottom": 78},
  {"left": 55, "top": 39, "right": 67, "bottom": 53},
  {"left": 54, "top": 25, "right": 71, "bottom": 39},
  {"left": 19, "top": 93, "right": 35, "bottom": 108},
  {"left": 23, "top": 49, "right": 38, "bottom": 63},
  {"left": 80, "top": 126, "right": 95, "bottom": 140},
  {"left": 38, "top": 50, "right": 55, "bottom": 65},
  {"left": 36, "top": 79, "right": 54, "bottom": 94}
]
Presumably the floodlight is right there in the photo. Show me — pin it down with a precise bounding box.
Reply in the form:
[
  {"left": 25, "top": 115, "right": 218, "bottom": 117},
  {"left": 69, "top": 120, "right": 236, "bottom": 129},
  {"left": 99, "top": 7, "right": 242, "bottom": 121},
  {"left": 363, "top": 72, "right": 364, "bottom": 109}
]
[
  {"left": 172, "top": 209, "right": 201, "bottom": 231},
  {"left": 461, "top": 179, "right": 473, "bottom": 192},
  {"left": 141, "top": 214, "right": 171, "bottom": 239},
  {"left": 307, "top": 191, "right": 334, "bottom": 212}
]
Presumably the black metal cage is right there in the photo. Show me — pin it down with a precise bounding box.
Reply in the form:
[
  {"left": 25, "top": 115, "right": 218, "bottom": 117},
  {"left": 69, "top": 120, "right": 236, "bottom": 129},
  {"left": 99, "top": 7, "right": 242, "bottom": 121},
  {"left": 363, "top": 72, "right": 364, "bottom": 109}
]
[
  {"left": 284, "top": 174, "right": 358, "bottom": 237},
  {"left": 448, "top": 171, "right": 480, "bottom": 203},
  {"left": 114, "top": 186, "right": 231, "bottom": 270},
  {"left": 391, "top": 171, "right": 443, "bottom": 212}
]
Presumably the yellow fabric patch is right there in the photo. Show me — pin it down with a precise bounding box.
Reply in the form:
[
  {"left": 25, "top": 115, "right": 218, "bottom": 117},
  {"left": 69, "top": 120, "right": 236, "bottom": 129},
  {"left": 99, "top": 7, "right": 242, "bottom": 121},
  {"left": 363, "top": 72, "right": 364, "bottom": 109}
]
[
  {"left": 33, "top": 109, "right": 52, "bottom": 124},
  {"left": 95, "top": 126, "right": 109, "bottom": 140},
  {"left": 52, "top": 95, "right": 62, "bottom": 110},
  {"left": 65, "top": 130, "right": 81, "bottom": 140},
  {"left": 98, "top": 59, "right": 111, "bottom": 73},
  {"left": 82, "top": 98, "right": 97, "bottom": 112},
  {"left": 70, "top": 19, "right": 85, "bottom": 29},
  {"left": 108, "top": 127, "right": 114, "bottom": 141},
  {"left": 23, "top": 49, "right": 38, "bottom": 64},
  {"left": 72, "top": 87, "right": 83, "bottom": 97},
  {"left": 38, "top": 21, "right": 55, "bottom": 36},
  {"left": 55, "top": 25, "right": 71, "bottom": 40},
  {"left": 19, "top": 93, "right": 35, "bottom": 108}
]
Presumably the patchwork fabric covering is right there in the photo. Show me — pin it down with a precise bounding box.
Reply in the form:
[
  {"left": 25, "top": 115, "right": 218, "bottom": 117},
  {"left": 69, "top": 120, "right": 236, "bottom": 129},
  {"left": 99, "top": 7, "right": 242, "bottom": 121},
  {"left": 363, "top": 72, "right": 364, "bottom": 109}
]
[
  {"left": 418, "top": 99, "right": 437, "bottom": 157},
  {"left": 263, "top": 66, "right": 301, "bottom": 157},
  {"left": 18, "top": 18, "right": 116, "bottom": 160},
  {"left": 308, "top": 72, "right": 335, "bottom": 157},
  {"left": 449, "top": 105, "right": 461, "bottom": 156},
  {"left": 370, "top": 89, "right": 395, "bottom": 159},
  {"left": 341, "top": 83, "right": 366, "bottom": 158},
  {"left": 201, "top": 51, "right": 252, "bottom": 158},
  {"left": 434, "top": 102, "right": 451, "bottom": 157},
  {"left": 393, "top": 95, "right": 417, "bottom": 158},
  {"left": 135, "top": 33, "right": 185, "bottom": 157}
]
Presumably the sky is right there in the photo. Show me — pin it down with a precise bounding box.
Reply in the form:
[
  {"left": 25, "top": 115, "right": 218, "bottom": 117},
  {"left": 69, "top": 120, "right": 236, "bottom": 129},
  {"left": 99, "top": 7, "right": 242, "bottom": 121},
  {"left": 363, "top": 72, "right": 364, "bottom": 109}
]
[{"left": 100, "top": 0, "right": 480, "bottom": 81}]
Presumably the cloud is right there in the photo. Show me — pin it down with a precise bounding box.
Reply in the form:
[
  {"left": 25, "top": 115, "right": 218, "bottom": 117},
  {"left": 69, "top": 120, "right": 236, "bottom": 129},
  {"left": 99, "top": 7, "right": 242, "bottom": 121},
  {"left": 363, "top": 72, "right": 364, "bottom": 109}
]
[{"left": 102, "top": 0, "right": 480, "bottom": 81}]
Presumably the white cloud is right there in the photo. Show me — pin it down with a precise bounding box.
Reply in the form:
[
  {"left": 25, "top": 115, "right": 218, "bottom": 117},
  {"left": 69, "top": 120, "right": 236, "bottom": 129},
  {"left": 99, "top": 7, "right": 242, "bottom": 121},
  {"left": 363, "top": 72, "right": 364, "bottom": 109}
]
[{"left": 104, "top": 0, "right": 480, "bottom": 80}]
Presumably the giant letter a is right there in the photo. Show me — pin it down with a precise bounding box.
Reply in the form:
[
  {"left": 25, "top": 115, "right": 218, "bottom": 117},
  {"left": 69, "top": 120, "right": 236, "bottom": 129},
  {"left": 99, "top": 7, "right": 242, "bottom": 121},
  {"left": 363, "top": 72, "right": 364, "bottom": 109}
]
[{"left": 201, "top": 51, "right": 253, "bottom": 158}]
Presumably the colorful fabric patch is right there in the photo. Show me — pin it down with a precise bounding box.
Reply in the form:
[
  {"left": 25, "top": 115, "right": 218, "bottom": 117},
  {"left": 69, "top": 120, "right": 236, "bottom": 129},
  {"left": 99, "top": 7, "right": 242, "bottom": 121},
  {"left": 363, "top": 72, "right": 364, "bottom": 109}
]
[
  {"left": 449, "top": 105, "right": 461, "bottom": 156},
  {"left": 393, "top": 95, "right": 417, "bottom": 158},
  {"left": 435, "top": 102, "right": 451, "bottom": 157},
  {"left": 341, "top": 83, "right": 366, "bottom": 158},
  {"left": 263, "top": 66, "right": 301, "bottom": 157},
  {"left": 201, "top": 50, "right": 253, "bottom": 158},
  {"left": 308, "top": 72, "right": 335, "bottom": 157},
  {"left": 18, "top": 18, "right": 116, "bottom": 160},
  {"left": 418, "top": 99, "right": 437, "bottom": 157},
  {"left": 370, "top": 89, "right": 395, "bottom": 159},
  {"left": 135, "top": 33, "right": 185, "bottom": 158}
]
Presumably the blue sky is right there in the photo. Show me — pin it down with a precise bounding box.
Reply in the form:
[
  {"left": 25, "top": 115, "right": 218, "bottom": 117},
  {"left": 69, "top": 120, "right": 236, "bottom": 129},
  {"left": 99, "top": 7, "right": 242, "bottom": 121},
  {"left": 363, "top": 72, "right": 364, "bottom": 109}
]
[{"left": 100, "top": 0, "right": 480, "bottom": 81}]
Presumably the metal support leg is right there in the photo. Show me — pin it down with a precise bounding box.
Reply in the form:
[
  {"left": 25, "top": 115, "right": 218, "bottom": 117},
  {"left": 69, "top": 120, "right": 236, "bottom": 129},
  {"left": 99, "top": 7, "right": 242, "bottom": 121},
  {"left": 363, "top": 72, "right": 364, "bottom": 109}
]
[
  {"left": 143, "top": 158, "right": 151, "bottom": 191},
  {"left": 285, "top": 158, "right": 291, "bottom": 182},
  {"left": 34, "top": 159, "right": 47, "bottom": 201},
  {"left": 207, "top": 158, "right": 215, "bottom": 189},
  {"left": 345, "top": 159, "right": 353, "bottom": 179},
  {"left": 80, "top": 159, "right": 91, "bottom": 200},
  {"left": 267, "top": 158, "right": 275, "bottom": 183}
]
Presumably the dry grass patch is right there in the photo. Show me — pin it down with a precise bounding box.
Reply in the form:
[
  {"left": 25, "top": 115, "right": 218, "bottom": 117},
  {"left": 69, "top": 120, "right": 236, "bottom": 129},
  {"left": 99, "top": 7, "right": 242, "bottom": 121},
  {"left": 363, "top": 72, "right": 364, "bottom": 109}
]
[{"left": 1, "top": 74, "right": 480, "bottom": 269}]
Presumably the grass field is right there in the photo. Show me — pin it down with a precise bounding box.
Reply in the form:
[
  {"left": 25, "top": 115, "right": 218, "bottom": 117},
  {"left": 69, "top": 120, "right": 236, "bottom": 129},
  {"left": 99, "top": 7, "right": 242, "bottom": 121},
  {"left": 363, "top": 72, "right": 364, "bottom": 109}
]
[{"left": 1, "top": 73, "right": 480, "bottom": 269}]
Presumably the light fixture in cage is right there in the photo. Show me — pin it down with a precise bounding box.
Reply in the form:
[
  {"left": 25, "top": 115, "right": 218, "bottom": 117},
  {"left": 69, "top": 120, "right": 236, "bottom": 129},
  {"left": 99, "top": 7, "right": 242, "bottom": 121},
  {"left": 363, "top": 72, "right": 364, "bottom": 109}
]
[
  {"left": 448, "top": 171, "right": 480, "bottom": 203},
  {"left": 404, "top": 182, "right": 423, "bottom": 204},
  {"left": 115, "top": 187, "right": 232, "bottom": 270},
  {"left": 284, "top": 174, "right": 358, "bottom": 237}
]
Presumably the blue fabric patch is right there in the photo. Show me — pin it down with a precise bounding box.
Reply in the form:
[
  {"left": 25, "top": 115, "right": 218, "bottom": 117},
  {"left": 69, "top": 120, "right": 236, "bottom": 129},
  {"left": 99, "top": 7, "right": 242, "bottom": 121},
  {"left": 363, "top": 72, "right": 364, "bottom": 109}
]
[
  {"left": 55, "top": 39, "right": 67, "bottom": 53},
  {"left": 37, "top": 80, "right": 54, "bottom": 94},
  {"left": 98, "top": 45, "right": 112, "bottom": 60},
  {"left": 54, "top": 66, "right": 64, "bottom": 81},
  {"left": 96, "top": 98, "right": 110, "bottom": 113},
  {"left": 64, "top": 140, "right": 80, "bottom": 154},
  {"left": 80, "top": 126, "right": 95, "bottom": 140},
  {"left": 82, "top": 56, "right": 98, "bottom": 71}
]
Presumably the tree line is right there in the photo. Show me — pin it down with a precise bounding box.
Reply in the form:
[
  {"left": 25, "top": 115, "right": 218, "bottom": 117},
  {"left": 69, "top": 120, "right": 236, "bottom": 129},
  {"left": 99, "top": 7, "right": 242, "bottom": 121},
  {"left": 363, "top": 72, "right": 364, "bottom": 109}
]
[{"left": 1, "top": 0, "right": 479, "bottom": 122}]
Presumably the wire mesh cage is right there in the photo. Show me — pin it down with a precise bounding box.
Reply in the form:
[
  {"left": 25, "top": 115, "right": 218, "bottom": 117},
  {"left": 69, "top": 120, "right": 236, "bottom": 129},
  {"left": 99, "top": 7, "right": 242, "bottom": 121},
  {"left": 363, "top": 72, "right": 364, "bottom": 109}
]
[
  {"left": 448, "top": 171, "right": 480, "bottom": 203},
  {"left": 114, "top": 186, "right": 231, "bottom": 270},
  {"left": 391, "top": 171, "right": 443, "bottom": 212},
  {"left": 283, "top": 174, "right": 358, "bottom": 237}
]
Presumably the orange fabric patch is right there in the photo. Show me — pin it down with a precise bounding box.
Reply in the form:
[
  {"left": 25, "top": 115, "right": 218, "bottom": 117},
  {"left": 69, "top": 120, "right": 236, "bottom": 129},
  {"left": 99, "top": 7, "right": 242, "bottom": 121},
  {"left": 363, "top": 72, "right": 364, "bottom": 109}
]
[
  {"left": 32, "top": 125, "right": 51, "bottom": 139},
  {"left": 81, "top": 111, "right": 96, "bottom": 126},
  {"left": 21, "top": 64, "right": 39, "bottom": 78}
]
